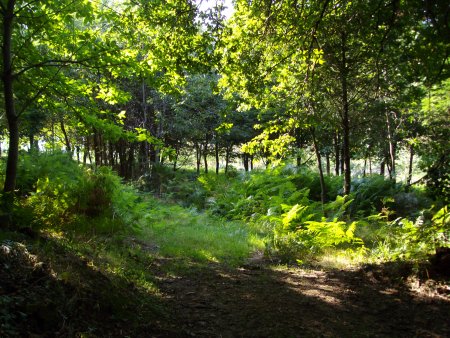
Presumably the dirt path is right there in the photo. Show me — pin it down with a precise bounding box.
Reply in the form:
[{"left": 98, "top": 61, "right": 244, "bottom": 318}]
[
  {"left": 154, "top": 261, "right": 450, "bottom": 337},
  {"left": 2, "top": 236, "right": 449, "bottom": 337}
]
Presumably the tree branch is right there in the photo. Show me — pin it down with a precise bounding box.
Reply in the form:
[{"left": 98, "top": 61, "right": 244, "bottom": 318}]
[
  {"left": 16, "top": 66, "right": 64, "bottom": 118},
  {"left": 13, "top": 59, "right": 94, "bottom": 78}
]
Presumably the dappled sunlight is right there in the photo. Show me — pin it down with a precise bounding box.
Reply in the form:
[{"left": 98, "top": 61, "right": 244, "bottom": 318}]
[
  {"left": 316, "top": 248, "right": 367, "bottom": 270},
  {"left": 155, "top": 260, "right": 450, "bottom": 337}
]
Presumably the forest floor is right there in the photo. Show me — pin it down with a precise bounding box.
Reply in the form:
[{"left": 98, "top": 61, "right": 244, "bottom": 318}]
[
  {"left": 1, "top": 229, "right": 450, "bottom": 338},
  {"left": 154, "top": 257, "right": 450, "bottom": 337}
]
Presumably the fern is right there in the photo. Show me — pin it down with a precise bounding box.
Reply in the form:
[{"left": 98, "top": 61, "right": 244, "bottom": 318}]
[{"left": 281, "top": 204, "right": 316, "bottom": 231}]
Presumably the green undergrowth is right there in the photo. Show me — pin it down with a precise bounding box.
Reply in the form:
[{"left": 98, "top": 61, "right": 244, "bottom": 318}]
[
  {"left": 152, "top": 164, "right": 448, "bottom": 269},
  {"left": 140, "top": 197, "right": 266, "bottom": 267},
  {"left": 4, "top": 152, "right": 266, "bottom": 269},
  {"left": 4, "top": 152, "right": 449, "bottom": 275}
]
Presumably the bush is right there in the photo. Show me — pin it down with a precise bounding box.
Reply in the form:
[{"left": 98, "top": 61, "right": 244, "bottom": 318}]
[
  {"left": 349, "top": 175, "right": 399, "bottom": 217},
  {"left": 10, "top": 152, "right": 143, "bottom": 232},
  {"left": 370, "top": 206, "right": 450, "bottom": 262},
  {"left": 15, "top": 151, "right": 82, "bottom": 196},
  {"left": 162, "top": 170, "right": 207, "bottom": 209}
]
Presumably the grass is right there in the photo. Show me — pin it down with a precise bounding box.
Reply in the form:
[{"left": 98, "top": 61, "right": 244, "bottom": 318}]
[
  {"left": 314, "top": 247, "right": 368, "bottom": 270},
  {"left": 140, "top": 198, "right": 266, "bottom": 267}
]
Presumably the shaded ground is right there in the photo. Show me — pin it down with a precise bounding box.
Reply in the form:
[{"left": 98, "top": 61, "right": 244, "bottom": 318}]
[
  {"left": 1, "top": 234, "right": 449, "bottom": 337},
  {"left": 156, "top": 260, "right": 450, "bottom": 337}
]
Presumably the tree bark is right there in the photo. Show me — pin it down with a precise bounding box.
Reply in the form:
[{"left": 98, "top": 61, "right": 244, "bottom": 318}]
[
  {"left": 29, "top": 134, "right": 35, "bottom": 152},
  {"left": 173, "top": 148, "right": 178, "bottom": 171},
  {"left": 203, "top": 142, "right": 208, "bottom": 174},
  {"left": 363, "top": 157, "right": 367, "bottom": 177},
  {"left": 334, "top": 131, "right": 340, "bottom": 176},
  {"left": 83, "top": 137, "right": 89, "bottom": 164},
  {"left": 215, "top": 138, "right": 219, "bottom": 174},
  {"left": 326, "top": 153, "right": 331, "bottom": 176},
  {"left": 93, "top": 130, "right": 101, "bottom": 166},
  {"left": 127, "top": 144, "right": 135, "bottom": 179},
  {"left": 195, "top": 143, "right": 201, "bottom": 174},
  {"left": 2, "top": 0, "right": 18, "bottom": 194},
  {"left": 311, "top": 127, "right": 327, "bottom": 205},
  {"left": 385, "top": 111, "right": 396, "bottom": 181},
  {"left": 60, "top": 119, "right": 71, "bottom": 154},
  {"left": 407, "top": 144, "right": 414, "bottom": 186},
  {"left": 243, "top": 153, "right": 249, "bottom": 172},
  {"left": 76, "top": 146, "right": 80, "bottom": 163},
  {"left": 340, "top": 32, "right": 351, "bottom": 195}
]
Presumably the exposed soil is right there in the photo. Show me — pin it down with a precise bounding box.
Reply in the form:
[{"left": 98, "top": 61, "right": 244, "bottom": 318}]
[{"left": 1, "top": 236, "right": 450, "bottom": 337}]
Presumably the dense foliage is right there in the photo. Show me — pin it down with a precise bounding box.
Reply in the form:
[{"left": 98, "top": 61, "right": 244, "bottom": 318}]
[{"left": 0, "top": 0, "right": 448, "bottom": 273}]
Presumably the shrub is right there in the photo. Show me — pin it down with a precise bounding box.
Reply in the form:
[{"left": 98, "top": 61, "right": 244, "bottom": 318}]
[
  {"left": 10, "top": 152, "right": 143, "bottom": 232},
  {"left": 349, "top": 175, "right": 399, "bottom": 217},
  {"left": 365, "top": 206, "right": 449, "bottom": 262}
]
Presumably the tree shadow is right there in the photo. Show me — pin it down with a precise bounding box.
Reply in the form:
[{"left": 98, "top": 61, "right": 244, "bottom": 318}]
[
  {"left": 2, "top": 231, "right": 449, "bottom": 337},
  {"left": 0, "top": 233, "right": 174, "bottom": 337},
  {"left": 156, "top": 261, "right": 450, "bottom": 337}
]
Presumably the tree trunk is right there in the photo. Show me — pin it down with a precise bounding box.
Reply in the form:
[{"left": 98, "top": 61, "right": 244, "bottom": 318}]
[
  {"left": 380, "top": 159, "right": 385, "bottom": 176},
  {"left": 127, "top": 144, "right": 135, "bottom": 180},
  {"left": 29, "top": 134, "right": 35, "bottom": 152},
  {"left": 215, "top": 138, "right": 219, "bottom": 174},
  {"left": 76, "top": 146, "right": 80, "bottom": 162},
  {"left": 326, "top": 153, "right": 331, "bottom": 176},
  {"left": 385, "top": 112, "right": 396, "bottom": 181},
  {"left": 340, "top": 32, "right": 351, "bottom": 195},
  {"left": 363, "top": 157, "right": 367, "bottom": 177},
  {"left": 138, "top": 142, "right": 147, "bottom": 176},
  {"left": 108, "top": 141, "right": 115, "bottom": 167},
  {"left": 118, "top": 140, "right": 127, "bottom": 177},
  {"left": 2, "top": 0, "right": 18, "bottom": 195},
  {"left": 203, "top": 142, "right": 208, "bottom": 174},
  {"left": 243, "top": 153, "right": 249, "bottom": 172},
  {"left": 334, "top": 131, "right": 340, "bottom": 176},
  {"left": 311, "top": 127, "right": 327, "bottom": 205},
  {"left": 83, "top": 138, "right": 89, "bottom": 164},
  {"left": 173, "top": 150, "right": 178, "bottom": 171},
  {"left": 195, "top": 143, "right": 201, "bottom": 174},
  {"left": 407, "top": 144, "right": 414, "bottom": 186},
  {"left": 102, "top": 137, "right": 107, "bottom": 166},
  {"left": 93, "top": 130, "right": 102, "bottom": 166},
  {"left": 60, "top": 119, "right": 71, "bottom": 154},
  {"left": 225, "top": 145, "right": 232, "bottom": 173}
]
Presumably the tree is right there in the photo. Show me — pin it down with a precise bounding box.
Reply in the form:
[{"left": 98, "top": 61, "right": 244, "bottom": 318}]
[
  {"left": 417, "top": 79, "right": 450, "bottom": 202},
  {"left": 0, "top": 0, "right": 119, "bottom": 194},
  {"left": 219, "top": 0, "right": 449, "bottom": 196}
]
